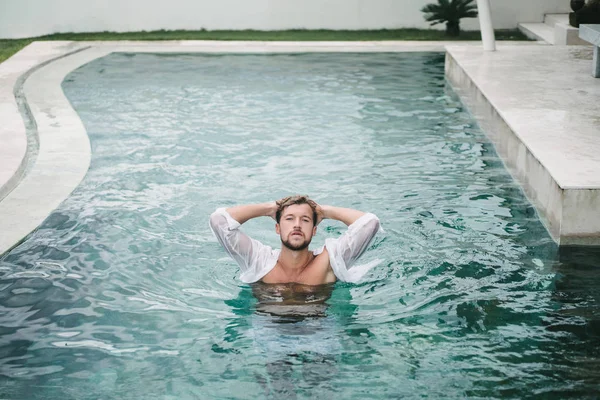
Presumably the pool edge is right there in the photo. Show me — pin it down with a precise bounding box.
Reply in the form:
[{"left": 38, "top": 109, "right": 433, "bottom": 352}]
[
  {"left": 0, "top": 43, "right": 101, "bottom": 255},
  {"left": 445, "top": 46, "right": 600, "bottom": 246}
]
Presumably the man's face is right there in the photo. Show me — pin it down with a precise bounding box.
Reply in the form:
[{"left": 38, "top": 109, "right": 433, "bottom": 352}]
[{"left": 275, "top": 204, "right": 317, "bottom": 251}]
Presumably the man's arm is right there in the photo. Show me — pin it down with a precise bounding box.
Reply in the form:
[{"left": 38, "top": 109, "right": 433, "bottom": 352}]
[
  {"left": 208, "top": 203, "right": 279, "bottom": 283},
  {"left": 317, "top": 205, "right": 365, "bottom": 226},
  {"left": 225, "top": 202, "right": 277, "bottom": 225},
  {"left": 318, "top": 204, "right": 381, "bottom": 277}
]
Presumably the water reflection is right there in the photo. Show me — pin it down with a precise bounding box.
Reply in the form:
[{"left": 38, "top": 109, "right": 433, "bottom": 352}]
[
  {"left": 252, "top": 282, "right": 333, "bottom": 319},
  {"left": 544, "top": 247, "right": 600, "bottom": 395},
  {"left": 552, "top": 246, "right": 600, "bottom": 338},
  {"left": 247, "top": 283, "right": 339, "bottom": 398}
]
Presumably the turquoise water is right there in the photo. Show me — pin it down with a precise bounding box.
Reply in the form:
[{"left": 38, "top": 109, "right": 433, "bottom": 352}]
[{"left": 1, "top": 52, "right": 600, "bottom": 399}]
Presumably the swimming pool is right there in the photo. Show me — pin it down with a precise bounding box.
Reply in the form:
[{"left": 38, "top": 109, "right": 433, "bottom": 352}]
[{"left": 1, "top": 52, "right": 599, "bottom": 399}]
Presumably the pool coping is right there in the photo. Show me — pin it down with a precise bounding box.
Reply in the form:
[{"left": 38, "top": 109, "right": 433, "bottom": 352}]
[
  {"left": 445, "top": 44, "right": 600, "bottom": 245},
  {"left": 0, "top": 40, "right": 598, "bottom": 255}
]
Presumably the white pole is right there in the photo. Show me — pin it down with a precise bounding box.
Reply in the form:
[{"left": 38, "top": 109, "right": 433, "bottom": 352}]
[{"left": 476, "top": 0, "right": 496, "bottom": 51}]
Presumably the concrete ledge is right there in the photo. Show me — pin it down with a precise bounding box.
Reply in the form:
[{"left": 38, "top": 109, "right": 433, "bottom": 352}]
[
  {"left": 555, "top": 22, "right": 590, "bottom": 46},
  {"left": 546, "top": 14, "right": 589, "bottom": 46},
  {"left": 518, "top": 23, "right": 554, "bottom": 44},
  {"left": 579, "top": 24, "right": 600, "bottom": 78},
  {"left": 518, "top": 15, "right": 589, "bottom": 46},
  {"left": 446, "top": 45, "right": 600, "bottom": 245},
  {"left": 84, "top": 40, "right": 468, "bottom": 53},
  {"left": 0, "top": 43, "right": 99, "bottom": 254},
  {"left": 0, "top": 42, "right": 86, "bottom": 202},
  {"left": 580, "top": 24, "right": 600, "bottom": 46}
]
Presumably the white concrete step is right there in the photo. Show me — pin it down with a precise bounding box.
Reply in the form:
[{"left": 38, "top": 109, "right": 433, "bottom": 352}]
[
  {"left": 547, "top": 13, "right": 589, "bottom": 45},
  {"left": 519, "top": 14, "right": 590, "bottom": 46},
  {"left": 518, "top": 22, "right": 554, "bottom": 44},
  {"left": 544, "top": 13, "right": 569, "bottom": 26}
]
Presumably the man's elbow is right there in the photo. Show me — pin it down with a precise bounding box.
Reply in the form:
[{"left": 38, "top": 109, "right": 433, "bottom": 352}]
[
  {"left": 366, "top": 214, "right": 381, "bottom": 237},
  {"left": 209, "top": 211, "right": 225, "bottom": 232}
]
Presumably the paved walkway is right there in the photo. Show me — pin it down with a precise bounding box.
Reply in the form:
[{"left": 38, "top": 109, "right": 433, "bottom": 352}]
[{"left": 0, "top": 41, "right": 598, "bottom": 253}]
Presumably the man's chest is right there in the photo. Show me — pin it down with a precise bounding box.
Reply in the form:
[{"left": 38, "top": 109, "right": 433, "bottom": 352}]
[{"left": 262, "top": 252, "right": 335, "bottom": 285}]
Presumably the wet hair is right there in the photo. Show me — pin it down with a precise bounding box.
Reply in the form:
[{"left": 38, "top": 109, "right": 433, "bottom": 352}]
[{"left": 275, "top": 195, "right": 318, "bottom": 226}]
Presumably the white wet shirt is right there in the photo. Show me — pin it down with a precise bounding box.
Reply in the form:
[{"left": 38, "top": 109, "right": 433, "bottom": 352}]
[{"left": 209, "top": 208, "right": 382, "bottom": 283}]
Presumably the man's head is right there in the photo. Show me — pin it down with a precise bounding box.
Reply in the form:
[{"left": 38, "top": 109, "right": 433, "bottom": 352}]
[
  {"left": 275, "top": 195, "right": 318, "bottom": 226},
  {"left": 275, "top": 195, "right": 318, "bottom": 251}
]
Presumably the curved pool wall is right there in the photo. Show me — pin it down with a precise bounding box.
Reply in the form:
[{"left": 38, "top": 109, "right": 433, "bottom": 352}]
[
  {"left": 0, "top": 42, "right": 96, "bottom": 254},
  {"left": 1, "top": 40, "right": 600, "bottom": 254}
]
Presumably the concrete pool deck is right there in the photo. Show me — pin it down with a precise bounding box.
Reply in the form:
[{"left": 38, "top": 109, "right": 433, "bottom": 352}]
[
  {"left": 0, "top": 40, "right": 598, "bottom": 254},
  {"left": 446, "top": 44, "right": 600, "bottom": 245}
]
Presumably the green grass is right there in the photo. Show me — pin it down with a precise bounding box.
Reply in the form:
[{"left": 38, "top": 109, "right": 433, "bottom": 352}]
[
  {"left": 0, "top": 28, "right": 529, "bottom": 64},
  {"left": 0, "top": 39, "right": 34, "bottom": 64}
]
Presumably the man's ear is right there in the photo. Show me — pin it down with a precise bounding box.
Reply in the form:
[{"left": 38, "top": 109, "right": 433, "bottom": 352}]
[
  {"left": 275, "top": 223, "right": 280, "bottom": 234},
  {"left": 312, "top": 225, "right": 317, "bottom": 237}
]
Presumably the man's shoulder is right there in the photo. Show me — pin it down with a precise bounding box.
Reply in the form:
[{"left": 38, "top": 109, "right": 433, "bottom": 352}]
[{"left": 311, "top": 245, "right": 327, "bottom": 257}]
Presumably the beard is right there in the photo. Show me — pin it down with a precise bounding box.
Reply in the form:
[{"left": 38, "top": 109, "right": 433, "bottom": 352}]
[{"left": 281, "top": 234, "right": 312, "bottom": 251}]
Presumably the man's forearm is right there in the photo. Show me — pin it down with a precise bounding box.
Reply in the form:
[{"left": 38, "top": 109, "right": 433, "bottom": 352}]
[
  {"left": 226, "top": 202, "right": 277, "bottom": 225},
  {"left": 320, "top": 205, "right": 366, "bottom": 226}
]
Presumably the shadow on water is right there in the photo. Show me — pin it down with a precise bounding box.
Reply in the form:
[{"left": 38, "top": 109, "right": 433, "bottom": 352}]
[{"left": 543, "top": 246, "right": 600, "bottom": 395}]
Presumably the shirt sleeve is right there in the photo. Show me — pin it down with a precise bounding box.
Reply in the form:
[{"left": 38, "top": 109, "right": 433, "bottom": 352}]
[
  {"left": 321, "top": 213, "right": 382, "bottom": 283},
  {"left": 208, "top": 208, "right": 279, "bottom": 283}
]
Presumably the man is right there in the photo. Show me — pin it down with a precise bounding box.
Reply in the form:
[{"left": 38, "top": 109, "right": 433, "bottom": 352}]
[{"left": 209, "top": 195, "right": 380, "bottom": 285}]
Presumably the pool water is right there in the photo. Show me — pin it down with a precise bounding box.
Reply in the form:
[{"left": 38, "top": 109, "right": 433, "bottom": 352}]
[{"left": 1, "top": 52, "right": 600, "bottom": 399}]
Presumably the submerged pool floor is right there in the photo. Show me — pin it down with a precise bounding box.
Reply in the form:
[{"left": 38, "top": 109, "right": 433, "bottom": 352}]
[{"left": 1, "top": 51, "right": 600, "bottom": 399}]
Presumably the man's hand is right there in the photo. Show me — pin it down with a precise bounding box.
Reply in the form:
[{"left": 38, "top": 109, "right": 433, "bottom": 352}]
[
  {"left": 315, "top": 203, "right": 325, "bottom": 225},
  {"left": 251, "top": 197, "right": 366, "bottom": 227},
  {"left": 266, "top": 201, "right": 278, "bottom": 221}
]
